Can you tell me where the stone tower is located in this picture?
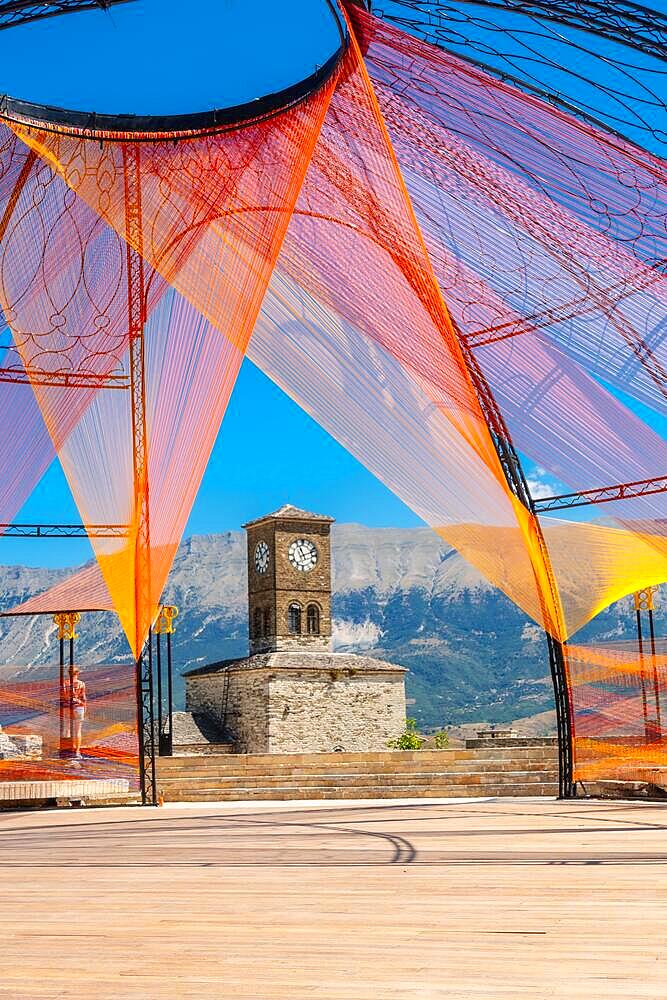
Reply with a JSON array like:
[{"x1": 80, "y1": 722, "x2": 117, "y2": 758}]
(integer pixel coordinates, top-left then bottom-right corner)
[
  {"x1": 243, "y1": 504, "x2": 333, "y2": 655},
  {"x1": 185, "y1": 504, "x2": 407, "y2": 754}
]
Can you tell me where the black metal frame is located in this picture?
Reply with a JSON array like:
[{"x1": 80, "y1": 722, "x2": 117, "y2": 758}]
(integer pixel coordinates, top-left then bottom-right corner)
[
  {"x1": 0, "y1": 0, "x2": 131, "y2": 32},
  {"x1": 372, "y1": 0, "x2": 667, "y2": 149},
  {"x1": 156, "y1": 624, "x2": 175, "y2": 756},
  {"x1": 0, "y1": 0, "x2": 344, "y2": 810},
  {"x1": 373, "y1": 0, "x2": 667, "y2": 61},
  {"x1": 457, "y1": 326, "x2": 574, "y2": 797},
  {"x1": 122, "y1": 142, "x2": 158, "y2": 806},
  {"x1": 135, "y1": 632, "x2": 156, "y2": 805},
  {"x1": 3, "y1": 0, "x2": 658, "y2": 806},
  {"x1": 0, "y1": 1, "x2": 348, "y2": 138},
  {"x1": 368, "y1": 0, "x2": 667, "y2": 800}
]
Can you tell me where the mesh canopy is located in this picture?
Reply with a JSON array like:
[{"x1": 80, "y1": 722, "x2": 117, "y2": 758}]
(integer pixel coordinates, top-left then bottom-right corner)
[
  {"x1": 2, "y1": 73, "x2": 337, "y2": 655},
  {"x1": 568, "y1": 640, "x2": 667, "y2": 785},
  {"x1": 0, "y1": 2, "x2": 664, "y2": 793},
  {"x1": 0, "y1": 663, "x2": 139, "y2": 787}
]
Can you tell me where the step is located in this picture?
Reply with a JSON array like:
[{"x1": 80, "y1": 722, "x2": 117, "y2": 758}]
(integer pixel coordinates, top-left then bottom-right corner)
[
  {"x1": 171, "y1": 743, "x2": 235, "y2": 756},
  {"x1": 466, "y1": 737, "x2": 558, "y2": 749},
  {"x1": 157, "y1": 748, "x2": 558, "y2": 770},
  {"x1": 157, "y1": 764, "x2": 557, "y2": 787},
  {"x1": 158, "y1": 770, "x2": 557, "y2": 793},
  {"x1": 161, "y1": 781, "x2": 559, "y2": 802},
  {"x1": 157, "y1": 751, "x2": 557, "y2": 776},
  {"x1": 156, "y1": 764, "x2": 558, "y2": 784}
]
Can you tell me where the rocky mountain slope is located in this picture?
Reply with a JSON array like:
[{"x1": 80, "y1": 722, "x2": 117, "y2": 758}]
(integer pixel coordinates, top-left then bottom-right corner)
[{"x1": 0, "y1": 525, "x2": 661, "y2": 730}]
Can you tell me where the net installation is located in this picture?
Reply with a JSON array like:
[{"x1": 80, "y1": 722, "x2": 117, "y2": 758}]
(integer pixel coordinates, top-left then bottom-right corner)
[{"x1": 0, "y1": 0, "x2": 664, "y2": 802}]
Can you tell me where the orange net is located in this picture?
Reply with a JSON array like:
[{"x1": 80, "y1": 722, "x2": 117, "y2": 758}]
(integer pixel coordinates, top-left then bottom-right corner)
[
  {"x1": 246, "y1": 16, "x2": 664, "y2": 641},
  {"x1": 1, "y1": 561, "x2": 113, "y2": 616},
  {"x1": 0, "y1": 663, "x2": 138, "y2": 788},
  {"x1": 0, "y1": 4, "x2": 664, "y2": 795},
  {"x1": 568, "y1": 640, "x2": 667, "y2": 786},
  {"x1": 1, "y1": 69, "x2": 337, "y2": 655},
  {"x1": 253, "y1": 30, "x2": 567, "y2": 639}
]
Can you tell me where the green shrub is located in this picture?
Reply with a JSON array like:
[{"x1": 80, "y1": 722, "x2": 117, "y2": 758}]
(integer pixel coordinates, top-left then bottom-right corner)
[
  {"x1": 388, "y1": 717, "x2": 423, "y2": 750},
  {"x1": 432, "y1": 730, "x2": 449, "y2": 749}
]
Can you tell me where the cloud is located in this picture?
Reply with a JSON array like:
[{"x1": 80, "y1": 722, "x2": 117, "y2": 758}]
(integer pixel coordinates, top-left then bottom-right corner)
[
  {"x1": 332, "y1": 618, "x2": 381, "y2": 651},
  {"x1": 525, "y1": 467, "x2": 556, "y2": 500}
]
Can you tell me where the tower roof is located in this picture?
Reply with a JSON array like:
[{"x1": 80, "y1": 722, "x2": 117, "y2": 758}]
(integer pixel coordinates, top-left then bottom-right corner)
[{"x1": 243, "y1": 504, "x2": 334, "y2": 529}]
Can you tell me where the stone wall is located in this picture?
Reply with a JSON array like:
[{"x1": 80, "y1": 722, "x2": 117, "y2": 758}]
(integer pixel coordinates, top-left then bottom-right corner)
[
  {"x1": 186, "y1": 667, "x2": 270, "y2": 754},
  {"x1": 186, "y1": 653, "x2": 407, "y2": 755},
  {"x1": 225, "y1": 669, "x2": 270, "y2": 753},
  {"x1": 267, "y1": 670, "x2": 406, "y2": 753},
  {"x1": 0, "y1": 726, "x2": 42, "y2": 761}
]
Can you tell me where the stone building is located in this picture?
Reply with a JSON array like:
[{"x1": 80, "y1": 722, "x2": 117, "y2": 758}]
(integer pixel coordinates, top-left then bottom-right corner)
[{"x1": 184, "y1": 505, "x2": 407, "y2": 753}]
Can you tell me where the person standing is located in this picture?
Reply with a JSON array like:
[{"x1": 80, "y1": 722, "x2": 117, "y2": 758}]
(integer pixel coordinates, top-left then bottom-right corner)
[{"x1": 62, "y1": 666, "x2": 87, "y2": 758}]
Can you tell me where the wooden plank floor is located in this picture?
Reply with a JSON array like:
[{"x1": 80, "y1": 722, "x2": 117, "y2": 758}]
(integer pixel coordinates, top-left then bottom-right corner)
[{"x1": 2, "y1": 796, "x2": 667, "y2": 999}]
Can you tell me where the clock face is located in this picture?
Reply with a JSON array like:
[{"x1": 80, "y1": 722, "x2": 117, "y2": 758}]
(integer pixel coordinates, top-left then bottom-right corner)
[
  {"x1": 288, "y1": 538, "x2": 318, "y2": 572},
  {"x1": 254, "y1": 540, "x2": 270, "y2": 574}
]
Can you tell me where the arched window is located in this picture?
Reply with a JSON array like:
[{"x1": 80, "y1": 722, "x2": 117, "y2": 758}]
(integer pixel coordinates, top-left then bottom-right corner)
[
  {"x1": 306, "y1": 604, "x2": 320, "y2": 636},
  {"x1": 263, "y1": 607, "x2": 272, "y2": 637},
  {"x1": 253, "y1": 607, "x2": 263, "y2": 638},
  {"x1": 287, "y1": 602, "x2": 302, "y2": 635}
]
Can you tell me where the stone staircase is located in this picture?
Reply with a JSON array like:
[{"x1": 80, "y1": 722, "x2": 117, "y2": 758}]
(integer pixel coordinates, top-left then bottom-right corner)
[{"x1": 156, "y1": 740, "x2": 559, "y2": 802}]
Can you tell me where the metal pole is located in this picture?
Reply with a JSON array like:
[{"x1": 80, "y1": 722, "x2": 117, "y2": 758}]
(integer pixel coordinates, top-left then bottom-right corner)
[
  {"x1": 135, "y1": 649, "x2": 146, "y2": 803},
  {"x1": 68, "y1": 634, "x2": 74, "y2": 755},
  {"x1": 156, "y1": 626, "x2": 163, "y2": 752},
  {"x1": 456, "y1": 323, "x2": 573, "y2": 796},
  {"x1": 636, "y1": 608, "x2": 650, "y2": 740},
  {"x1": 648, "y1": 607, "x2": 661, "y2": 733},
  {"x1": 58, "y1": 633, "x2": 65, "y2": 755},
  {"x1": 167, "y1": 629, "x2": 174, "y2": 756},
  {"x1": 123, "y1": 142, "x2": 156, "y2": 806},
  {"x1": 147, "y1": 626, "x2": 156, "y2": 797}
]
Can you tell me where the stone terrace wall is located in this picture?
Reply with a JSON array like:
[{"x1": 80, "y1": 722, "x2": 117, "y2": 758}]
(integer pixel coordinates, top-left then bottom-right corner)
[
  {"x1": 268, "y1": 670, "x2": 405, "y2": 753},
  {"x1": 186, "y1": 669, "x2": 270, "y2": 754},
  {"x1": 186, "y1": 661, "x2": 406, "y2": 754}
]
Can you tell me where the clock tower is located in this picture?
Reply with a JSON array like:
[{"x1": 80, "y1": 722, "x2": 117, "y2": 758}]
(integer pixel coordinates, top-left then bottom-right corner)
[{"x1": 243, "y1": 505, "x2": 334, "y2": 655}]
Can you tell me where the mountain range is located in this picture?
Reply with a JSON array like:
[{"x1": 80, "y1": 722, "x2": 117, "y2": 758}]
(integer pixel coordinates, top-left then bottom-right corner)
[{"x1": 0, "y1": 525, "x2": 661, "y2": 731}]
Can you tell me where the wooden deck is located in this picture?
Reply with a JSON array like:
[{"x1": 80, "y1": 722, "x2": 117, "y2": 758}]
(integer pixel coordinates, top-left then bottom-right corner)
[{"x1": 2, "y1": 796, "x2": 667, "y2": 998}]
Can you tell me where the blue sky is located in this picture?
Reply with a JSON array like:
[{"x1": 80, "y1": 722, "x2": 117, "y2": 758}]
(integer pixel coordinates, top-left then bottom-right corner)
[{"x1": 1, "y1": 0, "x2": 663, "y2": 568}]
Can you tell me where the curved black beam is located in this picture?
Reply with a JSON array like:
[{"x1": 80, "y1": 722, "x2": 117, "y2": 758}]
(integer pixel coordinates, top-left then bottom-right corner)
[
  {"x1": 465, "y1": 0, "x2": 667, "y2": 59},
  {"x1": 374, "y1": 0, "x2": 667, "y2": 174},
  {"x1": 456, "y1": 323, "x2": 574, "y2": 798},
  {"x1": 0, "y1": 0, "x2": 131, "y2": 32},
  {"x1": 374, "y1": 0, "x2": 667, "y2": 60},
  {"x1": 0, "y1": 0, "x2": 348, "y2": 137}
]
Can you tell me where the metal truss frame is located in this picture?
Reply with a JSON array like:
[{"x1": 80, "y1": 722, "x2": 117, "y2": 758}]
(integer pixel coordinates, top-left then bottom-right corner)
[
  {"x1": 0, "y1": 522, "x2": 128, "y2": 537},
  {"x1": 0, "y1": 1, "x2": 348, "y2": 138},
  {"x1": 0, "y1": 367, "x2": 129, "y2": 389},
  {"x1": 123, "y1": 142, "x2": 157, "y2": 807},
  {"x1": 535, "y1": 476, "x2": 667, "y2": 513}
]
